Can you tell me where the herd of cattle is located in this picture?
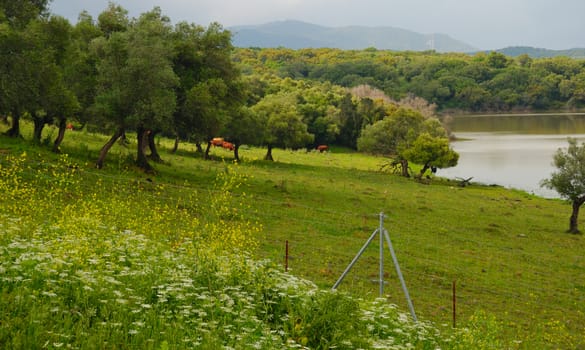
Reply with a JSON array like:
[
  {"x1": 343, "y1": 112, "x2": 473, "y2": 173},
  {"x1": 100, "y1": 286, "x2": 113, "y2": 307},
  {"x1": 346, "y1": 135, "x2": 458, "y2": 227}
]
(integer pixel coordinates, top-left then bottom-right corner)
[
  {"x1": 210, "y1": 137, "x2": 328, "y2": 153},
  {"x1": 63, "y1": 128, "x2": 328, "y2": 153}
]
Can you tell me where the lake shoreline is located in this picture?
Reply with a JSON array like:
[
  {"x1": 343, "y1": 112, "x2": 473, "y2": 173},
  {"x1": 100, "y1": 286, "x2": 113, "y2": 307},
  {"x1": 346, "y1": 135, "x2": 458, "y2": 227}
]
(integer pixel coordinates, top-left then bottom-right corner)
[{"x1": 439, "y1": 108, "x2": 585, "y2": 118}]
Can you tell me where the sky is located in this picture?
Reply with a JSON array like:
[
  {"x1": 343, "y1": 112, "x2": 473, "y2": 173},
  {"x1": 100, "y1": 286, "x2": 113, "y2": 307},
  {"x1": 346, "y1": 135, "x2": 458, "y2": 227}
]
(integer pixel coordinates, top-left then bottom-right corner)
[{"x1": 49, "y1": 0, "x2": 585, "y2": 50}]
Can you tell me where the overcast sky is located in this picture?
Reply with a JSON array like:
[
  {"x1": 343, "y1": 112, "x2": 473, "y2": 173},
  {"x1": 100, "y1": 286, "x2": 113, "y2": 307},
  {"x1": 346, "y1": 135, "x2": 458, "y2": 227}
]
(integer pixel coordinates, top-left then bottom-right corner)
[{"x1": 49, "y1": 0, "x2": 585, "y2": 50}]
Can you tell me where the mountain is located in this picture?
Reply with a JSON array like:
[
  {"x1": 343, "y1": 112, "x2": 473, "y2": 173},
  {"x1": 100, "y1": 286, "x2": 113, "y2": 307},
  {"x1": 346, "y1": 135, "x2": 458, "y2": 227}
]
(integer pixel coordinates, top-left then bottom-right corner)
[
  {"x1": 230, "y1": 20, "x2": 477, "y2": 53},
  {"x1": 494, "y1": 46, "x2": 585, "y2": 58}
]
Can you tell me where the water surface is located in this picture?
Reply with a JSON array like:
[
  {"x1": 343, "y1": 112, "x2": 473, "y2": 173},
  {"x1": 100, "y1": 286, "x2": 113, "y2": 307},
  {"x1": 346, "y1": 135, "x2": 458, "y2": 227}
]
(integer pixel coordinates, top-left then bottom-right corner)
[{"x1": 438, "y1": 113, "x2": 585, "y2": 198}]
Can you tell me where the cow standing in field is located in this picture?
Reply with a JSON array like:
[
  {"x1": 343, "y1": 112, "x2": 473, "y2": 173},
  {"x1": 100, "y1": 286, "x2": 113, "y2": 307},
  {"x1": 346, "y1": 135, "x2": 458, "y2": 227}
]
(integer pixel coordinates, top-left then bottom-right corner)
[
  {"x1": 221, "y1": 141, "x2": 235, "y2": 151},
  {"x1": 210, "y1": 137, "x2": 235, "y2": 152},
  {"x1": 211, "y1": 137, "x2": 224, "y2": 147},
  {"x1": 316, "y1": 145, "x2": 329, "y2": 153}
]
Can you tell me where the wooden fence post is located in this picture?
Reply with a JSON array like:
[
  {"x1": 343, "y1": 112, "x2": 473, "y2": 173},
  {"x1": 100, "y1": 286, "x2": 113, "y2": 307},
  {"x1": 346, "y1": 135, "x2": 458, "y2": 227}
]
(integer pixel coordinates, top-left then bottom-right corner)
[
  {"x1": 285, "y1": 240, "x2": 289, "y2": 272},
  {"x1": 453, "y1": 280, "x2": 457, "y2": 328}
]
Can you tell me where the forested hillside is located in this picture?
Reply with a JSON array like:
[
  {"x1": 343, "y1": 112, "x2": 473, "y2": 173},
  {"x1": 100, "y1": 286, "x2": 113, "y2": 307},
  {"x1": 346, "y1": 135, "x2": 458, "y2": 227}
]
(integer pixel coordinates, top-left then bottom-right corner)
[
  {"x1": 234, "y1": 47, "x2": 585, "y2": 112},
  {"x1": 495, "y1": 46, "x2": 585, "y2": 59}
]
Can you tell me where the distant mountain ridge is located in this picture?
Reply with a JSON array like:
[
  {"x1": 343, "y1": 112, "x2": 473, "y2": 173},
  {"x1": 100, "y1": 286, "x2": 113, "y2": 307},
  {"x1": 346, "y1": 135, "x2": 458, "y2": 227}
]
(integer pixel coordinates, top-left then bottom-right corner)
[{"x1": 230, "y1": 20, "x2": 478, "y2": 53}]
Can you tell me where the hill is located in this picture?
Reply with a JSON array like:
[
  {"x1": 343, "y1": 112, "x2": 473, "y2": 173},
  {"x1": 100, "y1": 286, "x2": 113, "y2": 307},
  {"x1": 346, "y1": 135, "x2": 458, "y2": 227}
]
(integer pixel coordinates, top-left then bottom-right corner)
[
  {"x1": 495, "y1": 46, "x2": 585, "y2": 58},
  {"x1": 230, "y1": 20, "x2": 478, "y2": 53}
]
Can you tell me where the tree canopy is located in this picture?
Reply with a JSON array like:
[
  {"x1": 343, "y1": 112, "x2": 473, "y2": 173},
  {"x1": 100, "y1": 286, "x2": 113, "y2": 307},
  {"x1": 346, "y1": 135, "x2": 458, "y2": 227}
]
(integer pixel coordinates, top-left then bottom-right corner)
[
  {"x1": 357, "y1": 107, "x2": 456, "y2": 177},
  {"x1": 234, "y1": 47, "x2": 585, "y2": 111},
  {"x1": 252, "y1": 92, "x2": 313, "y2": 161},
  {"x1": 541, "y1": 138, "x2": 585, "y2": 233}
]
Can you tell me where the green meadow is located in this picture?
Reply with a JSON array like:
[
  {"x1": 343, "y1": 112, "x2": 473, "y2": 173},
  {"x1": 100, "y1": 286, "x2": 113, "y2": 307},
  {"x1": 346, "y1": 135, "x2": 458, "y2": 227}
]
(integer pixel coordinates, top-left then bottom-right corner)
[{"x1": 1, "y1": 122, "x2": 584, "y2": 349}]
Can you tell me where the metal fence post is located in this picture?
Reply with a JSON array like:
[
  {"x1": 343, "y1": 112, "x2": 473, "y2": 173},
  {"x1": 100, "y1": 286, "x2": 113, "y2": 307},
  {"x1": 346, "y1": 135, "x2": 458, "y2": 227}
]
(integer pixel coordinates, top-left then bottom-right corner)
[
  {"x1": 332, "y1": 212, "x2": 417, "y2": 323},
  {"x1": 379, "y1": 212, "x2": 384, "y2": 297},
  {"x1": 383, "y1": 228, "x2": 417, "y2": 323}
]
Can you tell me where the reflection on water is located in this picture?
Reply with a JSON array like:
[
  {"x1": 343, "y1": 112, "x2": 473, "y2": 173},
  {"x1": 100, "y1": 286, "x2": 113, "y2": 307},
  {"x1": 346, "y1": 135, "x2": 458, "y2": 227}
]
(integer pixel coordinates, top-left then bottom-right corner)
[
  {"x1": 446, "y1": 113, "x2": 585, "y2": 135},
  {"x1": 439, "y1": 113, "x2": 585, "y2": 198}
]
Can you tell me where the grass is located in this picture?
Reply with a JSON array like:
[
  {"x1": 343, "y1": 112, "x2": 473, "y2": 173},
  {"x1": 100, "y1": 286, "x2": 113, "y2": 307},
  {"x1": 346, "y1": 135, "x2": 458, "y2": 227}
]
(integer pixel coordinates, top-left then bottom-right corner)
[{"x1": 1, "y1": 121, "x2": 585, "y2": 348}]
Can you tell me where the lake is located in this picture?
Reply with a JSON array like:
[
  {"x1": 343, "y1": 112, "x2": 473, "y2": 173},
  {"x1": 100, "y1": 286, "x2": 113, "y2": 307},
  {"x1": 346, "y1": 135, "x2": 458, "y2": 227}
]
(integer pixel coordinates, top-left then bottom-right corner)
[{"x1": 437, "y1": 113, "x2": 585, "y2": 198}]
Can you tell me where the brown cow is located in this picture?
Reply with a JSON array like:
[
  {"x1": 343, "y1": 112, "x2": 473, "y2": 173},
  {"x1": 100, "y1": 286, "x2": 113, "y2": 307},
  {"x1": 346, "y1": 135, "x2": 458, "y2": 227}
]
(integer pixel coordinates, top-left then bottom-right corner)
[
  {"x1": 316, "y1": 145, "x2": 329, "y2": 153},
  {"x1": 221, "y1": 141, "x2": 235, "y2": 151},
  {"x1": 211, "y1": 137, "x2": 224, "y2": 147}
]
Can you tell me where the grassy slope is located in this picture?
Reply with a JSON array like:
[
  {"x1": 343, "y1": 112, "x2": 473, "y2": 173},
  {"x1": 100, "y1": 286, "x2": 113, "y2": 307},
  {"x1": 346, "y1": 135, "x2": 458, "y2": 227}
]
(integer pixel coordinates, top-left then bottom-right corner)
[{"x1": 2, "y1": 122, "x2": 584, "y2": 348}]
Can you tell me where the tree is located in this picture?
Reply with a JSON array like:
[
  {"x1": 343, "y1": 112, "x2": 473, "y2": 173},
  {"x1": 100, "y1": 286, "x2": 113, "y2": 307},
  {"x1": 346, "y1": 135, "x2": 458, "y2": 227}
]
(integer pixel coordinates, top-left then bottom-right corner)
[
  {"x1": 224, "y1": 106, "x2": 264, "y2": 162},
  {"x1": 183, "y1": 79, "x2": 230, "y2": 159},
  {"x1": 127, "y1": 9, "x2": 177, "y2": 170},
  {"x1": 336, "y1": 93, "x2": 362, "y2": 149},
  {"x1": 97, "y1": 2, "x2": 129, "y2": 38},
  {"x1": 60, "y1": 11, "x2": 102, "y2": 136},
  {"x1": 23, "y1": 16, "x2": 80, "y2": 146},
  {"x1": 295, "y1": 83, "x2": 343, "y2": 148},
  {"x1": 0, "y1": 0, "x2": 50, "y2": 28},
  {"x1": 0, "y1": 31, "x2": 30, "y2": 138},
  {"x1": 402, "y1": 133, "x2": 458, "y2": 178},
  {"x1": 92, "y1": 7, "x2": 178, "y2": 171},
  {"x1": 541, "y1": 138, "x2": 585, "y2": 234},
  {"x1": 252, "y1": 93, "x2": 313, "y2": 161},
  {"x1": 92, "y1": 30, "x2": 131, "y2": 169},
  {"x1": 357, "y1": 107, "x2": 450, "y2": 177},
  {"x1": 170, "y1": 21, "x2": 244, "y2": 158}
]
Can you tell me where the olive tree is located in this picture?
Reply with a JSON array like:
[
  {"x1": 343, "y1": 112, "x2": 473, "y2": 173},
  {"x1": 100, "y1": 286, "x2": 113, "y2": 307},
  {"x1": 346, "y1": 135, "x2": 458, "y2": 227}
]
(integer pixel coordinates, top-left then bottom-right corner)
[
  {"x1": 93, "y1": 7, "x2": 177, "y2": 171},
  {"x1": 358, "y1": 107, "x2": 455, "y2": 177},
  {"x1": 358, "y1": 108, "x2": 420, "y2": 176},
  {"x1": 402, "y1": 132, "x2": 458, "y2": 178},
  {"x1": 541, "y1": 138, "x2": 585, "y2": 233},
  {"x1": 170, "y1": 22, "x2": 244, "y2": 157},
  {"x1": 223, "y1": 106, "x2": 264, "y2": 162},
  {"x1": 252, "y1": 93, "x2": 313, "y2": 161}
]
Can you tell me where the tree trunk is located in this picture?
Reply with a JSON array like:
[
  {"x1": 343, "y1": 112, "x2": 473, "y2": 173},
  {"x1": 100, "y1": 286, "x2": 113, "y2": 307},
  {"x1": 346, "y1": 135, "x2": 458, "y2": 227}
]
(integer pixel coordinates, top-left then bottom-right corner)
[
  {"x1": 419, "y1": 163, "x2": 430, "y2": 178},
  {"x1": 195, "y1": 142, "x2": 203, "y2": 154},
  {"x1": 6, "y1": 114, "x2": 21, "y2": 138},
  {"x1": 32, "y1": 115, "x2": 45, "y2": 144},
  {"x1": 52, "y1": 118, "x2": 67, "y2": 153},
  {"x1": 264, "y1": 145, "x2": 274, "y2": 161},
  {"x1": 119, "y1": 131, "x2": 129, "y2": 145},
  {"x1": 171, "y1": 135, "x2": 179, "y2": 154},
  {"x1": 140, "y1": 129, "x2": 149, "y2": 153},
  {"x1": 401, "y1": 159, "x2": 410, "y2": 177},
  {"x1": 147, "y1": 130, "x2": 163, "y2": 163},
  {"x1": 96, "y1": 127, "x2": 124, "y2": 169},
  {"x1": 569, "y1": 197, "x2": 585, "y2": 234},
  {"x1": 234, "y1": 143, "x2": 241, "y2": 163},
  {"x1": 204, "y1": 141, "x2": 212, "y2": 160},
  {"x1": 136, "y1": 127, "x2": 154, "y2": 173}
]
